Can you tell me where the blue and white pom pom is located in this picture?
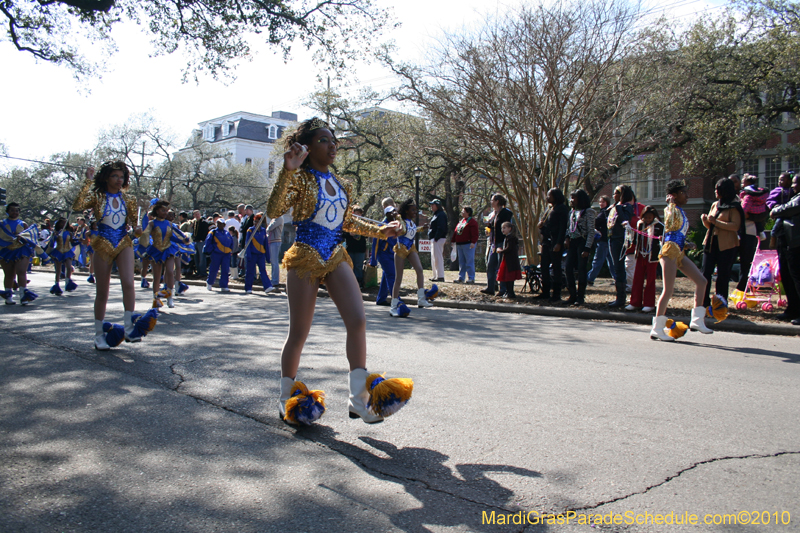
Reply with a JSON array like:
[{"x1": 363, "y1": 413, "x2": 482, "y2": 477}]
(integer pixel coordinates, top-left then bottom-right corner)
[
  {"x1": 102, "y1": 322, "x2": 126, "y2": 347},
  {"x1": 50, "y1": 283, "x2": 63, "y2": 295},
  {"x1": 128, "y1": 308, "x2": 158, "y2": 340},
  {"x1": 283, "y1": 382, "x2": 326, "y2": 425},
  {"x1": 366, "y1": 373, "x2": 414, "y2": 417},
  {"x1": 425, "y1": 284, "x2": 439, "y2": 301},
  {"x1": 64, "y1": 279, "x2": 78, "y2": 292}
]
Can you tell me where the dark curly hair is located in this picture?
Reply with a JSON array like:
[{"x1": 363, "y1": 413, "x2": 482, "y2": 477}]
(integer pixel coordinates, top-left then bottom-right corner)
[
  {"x1": 666, "y1": 180, "x2": 687, "y2": 195},
  {"x1": 569, "y1": 189, "x2": 591, "y2": 210},
  {"x1": 93, "y1": 161, "x2": 130, "y2": 193},
  {"x1": 150, "y1": 200, "x2": 170, "y2": 219},
  {"x1": 398, "y1": 198, "x2": 417, "y2": 220},
  {"x1": 282, "y1": 117, "x2": 338, "y2": 168}
]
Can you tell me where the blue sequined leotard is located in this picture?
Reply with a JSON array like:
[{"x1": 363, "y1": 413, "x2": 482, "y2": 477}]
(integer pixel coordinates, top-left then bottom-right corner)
[{"x1": 294, "y1": 168, "x2": 349, "y2": 261}]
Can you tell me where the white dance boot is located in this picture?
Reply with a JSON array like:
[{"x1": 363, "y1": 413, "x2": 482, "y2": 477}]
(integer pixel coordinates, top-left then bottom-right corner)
[
  {"x1": 389, "y1": 297, "x2": 403, "y2": 317},
  {"x1": 650, "y1": 315, "x2": 674, "y2": 342},
  {"x1": 689, "y1": 306, "x2": 713, "y2": 334},
  {"x1": 94, "y1": 320, "x2": 110, "y2": 351},
  {"x1": 417, "y1": 288, "x2": 433, "y2": 308},
  {"x1": 278, "y1": 376, "x2": 295, "y2": 421},
  {"x1": 348, "y1": 368, "x2": 384, "y2": 424},
  {"x1": 167, "y1": 288, "x2": 174, "y2": 308}
]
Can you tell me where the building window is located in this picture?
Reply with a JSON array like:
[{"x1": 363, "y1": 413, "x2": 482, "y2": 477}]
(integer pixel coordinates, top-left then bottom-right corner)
[
  {"x1": 245, "y1": 158, "x2": 252, "y2": 166},
  {"x1": 267, "y1": 125, "x2": 277, "y2": 140},
  {"x1": 203, "y1": 124, "x2": 215, "y2": 142},
  {"x1": 222, "y1": 121, "x2": 232, "y2": 137},
  {"x1": 741, "y1": 158, "x2": 759, "y2": 177},
  {"x1": 268, "y1": 161, "x2": 275, "y2": 180},
  {"x1": 790, "y1": 155, "x2": 800, "y2": 175},
  {"x1": 765, "y1": 156, "x2": 783, "y2": 190}
]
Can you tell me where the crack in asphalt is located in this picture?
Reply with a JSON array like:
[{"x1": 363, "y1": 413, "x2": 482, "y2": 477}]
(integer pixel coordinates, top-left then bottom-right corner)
[
  {"x1": 569, "y1": 450, "x2": 800, "y2": 515},
  {"x1": 169, "y1": 363, "x2": 186, "y2": 390}
]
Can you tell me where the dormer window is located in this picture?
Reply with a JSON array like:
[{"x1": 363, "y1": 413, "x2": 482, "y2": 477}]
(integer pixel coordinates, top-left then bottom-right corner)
[
  {"x1": 267, "y1": 125, "x2": 277, "y2": 140},
  {"x1": 203, "y1": 124, "x2": 216, "y2": 141},
  {"x1": 222, "y1": 121, "x2": 233, "y2": 137}
]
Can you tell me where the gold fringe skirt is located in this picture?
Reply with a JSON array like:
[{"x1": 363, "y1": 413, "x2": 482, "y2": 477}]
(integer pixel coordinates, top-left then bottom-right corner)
[
  {"x1": 393, "y1": 243, "x2": 417, "y2": 259},
  {"x1": 91, "y1": 234, "x2": 133, "y2": 263},
  {"x1": 282, "y1": 242, "x2": 353, "y2": 282},
  {"x1": 659, "y1": 242, "x2": 684, "y2": 268}
]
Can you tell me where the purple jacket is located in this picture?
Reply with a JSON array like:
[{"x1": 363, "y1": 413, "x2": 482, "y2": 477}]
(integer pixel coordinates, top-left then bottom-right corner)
[{"x1": 766, "y1": 186, "x2": 793, "y2": 211}]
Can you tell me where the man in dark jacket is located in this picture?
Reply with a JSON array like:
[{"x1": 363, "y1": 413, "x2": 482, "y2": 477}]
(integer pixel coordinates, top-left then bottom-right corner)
[
  {"x1": 192, "y1": 210, "x2": 210, "y2": 278},
  {"x1": 427, "y1": 199, "x2": 448, "y2": 281},
  {"x1": 771, "y1": 174, "x2": 800, "y2": 324},
  {"x1": 238, "y1": 205, "x2": 255, "y2": 278},
  {"x1": 481, "y1": 194, "x2": 514, "y2": 295}
]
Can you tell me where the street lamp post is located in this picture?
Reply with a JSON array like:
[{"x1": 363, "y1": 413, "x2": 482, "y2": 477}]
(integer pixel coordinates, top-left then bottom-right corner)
[{"x1": 413, "y1": 167, "x2": 422, "y2": 247}]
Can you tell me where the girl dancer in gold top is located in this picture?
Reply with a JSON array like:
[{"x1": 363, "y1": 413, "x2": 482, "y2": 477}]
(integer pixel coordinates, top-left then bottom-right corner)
[{"x1": 267, "y1": 117, "x2": 412, "y2": 425}]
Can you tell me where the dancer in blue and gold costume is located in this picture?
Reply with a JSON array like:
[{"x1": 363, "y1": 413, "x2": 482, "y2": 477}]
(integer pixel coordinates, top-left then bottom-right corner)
[
  {"x1": 266, "y1": 117, "x2": 413, "y2": 426},
  {"x1": 167, "y1": 209, "x2": 192, "y2": 297},
  {"x1": 651, "y1": 180, "x2": 714, "y2": 341},
  {"x1": 243, "y1": 213, "x2": 275, "y2": 294},
  {"x1": 388, "y1": 199, "x2": 437, "y2": 317},
  {"x1": 74, "y1": 162, "x2": 157, "y2": 351},
  {"x1": 47, "y1": 218, "x2": 78, "y2": 295},
  {"x1": 140, "y1": 200, "x2": 189, "y2": 309},
  {"x1": 0, "y1": 202, "x2": 39, "y2": 305}
]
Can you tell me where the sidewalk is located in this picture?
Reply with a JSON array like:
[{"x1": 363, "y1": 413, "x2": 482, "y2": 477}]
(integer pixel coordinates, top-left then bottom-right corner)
[{"x1": 36, "y1": 267, "x2": 800, "y2": 337}]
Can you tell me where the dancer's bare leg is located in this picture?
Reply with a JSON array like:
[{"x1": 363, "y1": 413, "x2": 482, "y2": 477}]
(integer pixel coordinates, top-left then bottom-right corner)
[
  {"x1": 407, "y1": 251, "x2": 425, "y2": 289},
  {"x1": 656, "y1": 258, "x2": 676, "y2": 317},
  {"x1": 326, "y1": 262, "x2": 367, "y2": 371},
  {"x1": 391, "y1": 254, "x2": 406, "y2": 299},
  {"x1": 679, "y1": 257, "x2": 707, "y2": 308},
  {"x1": 115, "y1": 247, "x2": 136, "y2": 311},
  {"x1": 281, "y1": 269, "x2": 319, "y2": 378},
  {"x1": 94, "y1": 256, "x2": 112, "y2": 321}
]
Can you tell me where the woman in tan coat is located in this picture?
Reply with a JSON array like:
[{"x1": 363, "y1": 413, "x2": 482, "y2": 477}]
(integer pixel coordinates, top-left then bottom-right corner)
[{"x1": 701, "y1": 177, "x2": 744, "y2": 308}]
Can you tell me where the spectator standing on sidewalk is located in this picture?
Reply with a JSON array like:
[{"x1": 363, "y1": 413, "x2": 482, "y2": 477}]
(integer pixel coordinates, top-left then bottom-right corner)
[
  {"x1": 266, "y1": 213, "x2": 284, "y2": 286},
  {"x1": 452, "y1": 206, "x2": 479, "y2": 284},
  {"x1": 538, "y1": 188, "x2": 569, "y2": 302},
  {"x1": 427, "y1": 199, "x2": 448, "y2": 282},
  {"x1": 192, "y1": 210, "x2": 210, "y2": 278},
  {"x1": 770, "y1": 174, "x2": 800, "y2": 324},
  {"x1": 564, "y1": 189, "x2": 596, "y2": 306},
  {"x1": 701, "y1": 177, "x2": 743, "y2": 307},
  {"x1": 481, "y1": 194, "x2": 513, "y2": 296},
  {"x1": 587, "y1": 195, "x2": 614, "y2": 286},
  {"x1": 608, "y1": 185, "x2": 635, "y2": 308}
]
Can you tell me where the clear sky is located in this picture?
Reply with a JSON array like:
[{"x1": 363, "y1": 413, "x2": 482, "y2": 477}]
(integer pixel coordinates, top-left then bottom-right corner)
[{"x1": 0, "y1": 0, "x2": 726, "y2": 169}]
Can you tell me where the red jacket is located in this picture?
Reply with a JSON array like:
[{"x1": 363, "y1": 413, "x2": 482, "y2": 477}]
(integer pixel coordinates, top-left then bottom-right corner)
[{"x1": 452, "y1": 217, "x2": 479, "y2": 244}]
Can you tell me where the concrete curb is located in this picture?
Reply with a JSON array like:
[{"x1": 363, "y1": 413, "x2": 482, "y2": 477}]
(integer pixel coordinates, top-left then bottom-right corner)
[{"x1": 36, "y1": 269, "x2": 799, "y2": 337}]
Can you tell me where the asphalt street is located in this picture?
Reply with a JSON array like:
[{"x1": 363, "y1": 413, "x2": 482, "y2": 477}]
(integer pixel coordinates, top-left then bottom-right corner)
[{"x1": 1, "y1": 271, "x2": 799, "y2": 533}]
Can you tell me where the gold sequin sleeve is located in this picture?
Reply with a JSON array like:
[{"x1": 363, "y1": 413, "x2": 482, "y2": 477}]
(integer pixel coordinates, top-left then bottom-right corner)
[
  {"x1": 340, "y1": 179, "x2": 383, "y2": 239},
  {"x1": 663, "y1": 203, "x2": 683, "y2": 232},
  {"x1": 139, "y1": 221, "x2": 153, "y2": 243},
  {"x1": 123, "y1": 192, "x2": 138, "y2": 227},
  {"x1": 267, "y1": 167, "x2": 316, "y2": 221},
  {"x1": 72, "y1": 178, "x2": 98, "y2": 213}
]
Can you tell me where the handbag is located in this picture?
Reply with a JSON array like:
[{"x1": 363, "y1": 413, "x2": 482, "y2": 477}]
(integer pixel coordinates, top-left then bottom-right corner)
[{"x1": 364, "y1": 263, "x2": 379, "y2": 289}]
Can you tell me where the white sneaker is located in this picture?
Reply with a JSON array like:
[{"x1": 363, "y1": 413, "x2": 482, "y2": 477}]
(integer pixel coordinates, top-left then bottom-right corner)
[
  {"x1": 245, "y1": 289, "x2": 252, "y2": 294},
  {"x1": 206, "y1": 284, "x2": 213, "y2": 291},
  {"x1": 221, "y1": 287, "x2": 230, "y2": 293},
  {"x1": 264, "y1": 286, "x2": 275, "y2": 293},
  {"x1": 625, "y1": 304, "x2": 637, "y2": 311},
  {"x1": 642, "y1": 306, "x2": 655, "y2": 313},
  {"x1": 94, "y1": 333, "x2": 110, "y2": 351}
]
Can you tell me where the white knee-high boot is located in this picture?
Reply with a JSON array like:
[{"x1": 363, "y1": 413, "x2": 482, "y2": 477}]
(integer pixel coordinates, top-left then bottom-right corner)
[
  {"x1": 348, "y1": 368, "x2": 384, "y2": 424},
  {"x1": 95, "y1": 320, "x2": 110, "y2": 351},
  {"x1": 417, "y1": 288, "x2": 433, "y2": 308},
  {"x1": 650, "y1": 315, "x2": 674, "y2": 342},
  {"x1": 690, "y1": 306, "x2": 713, "y2": 334}
]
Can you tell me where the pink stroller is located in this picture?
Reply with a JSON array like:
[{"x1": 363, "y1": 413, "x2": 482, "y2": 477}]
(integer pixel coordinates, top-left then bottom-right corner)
[{"x1": 732, "y1": 241, "x2": 787, "y2": 312}]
